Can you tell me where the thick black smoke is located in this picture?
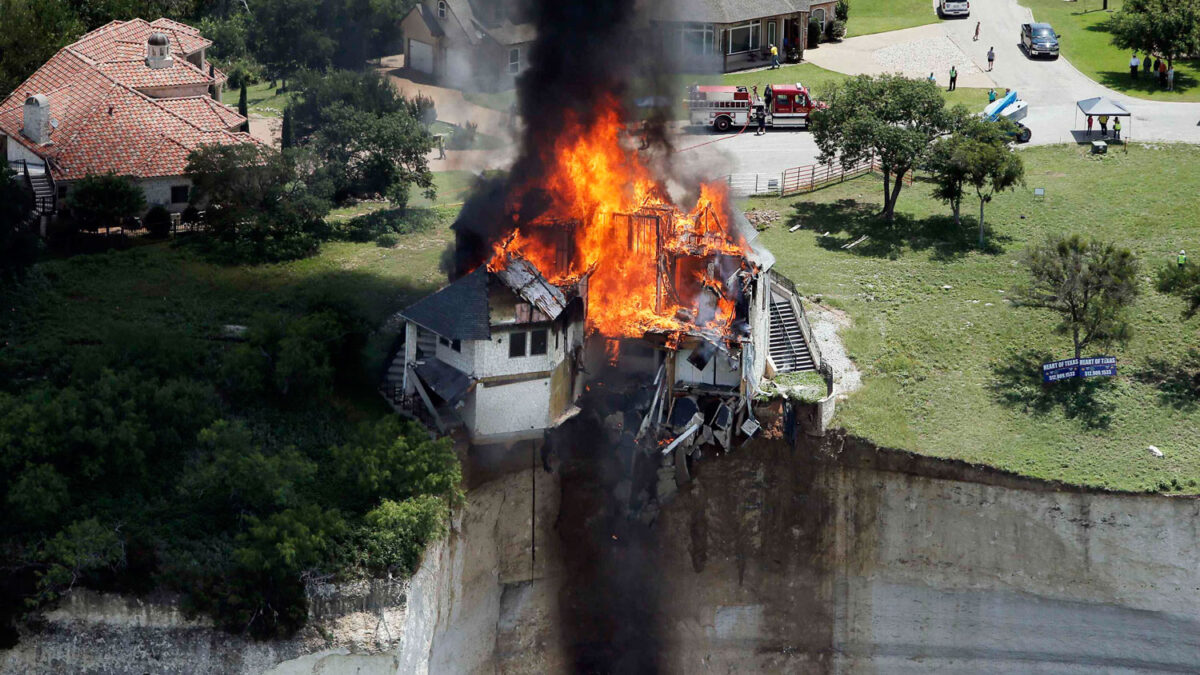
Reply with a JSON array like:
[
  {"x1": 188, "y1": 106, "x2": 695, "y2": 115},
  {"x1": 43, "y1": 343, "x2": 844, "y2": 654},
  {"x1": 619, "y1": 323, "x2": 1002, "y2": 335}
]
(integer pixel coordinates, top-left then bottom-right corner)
[{"x1": 448, "y1": 0, "x2": 654, "y2": 278}]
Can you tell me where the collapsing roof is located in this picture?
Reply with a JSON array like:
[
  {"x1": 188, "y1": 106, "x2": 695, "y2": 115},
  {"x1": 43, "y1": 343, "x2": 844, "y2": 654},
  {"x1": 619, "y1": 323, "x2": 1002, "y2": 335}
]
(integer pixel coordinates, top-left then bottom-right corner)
[
  {"x1": 490, "y1": 252, "x2": 571, "y2": 320},
  {"x1": 414, "y1": 357, "x2": 473, "y2": 405}
]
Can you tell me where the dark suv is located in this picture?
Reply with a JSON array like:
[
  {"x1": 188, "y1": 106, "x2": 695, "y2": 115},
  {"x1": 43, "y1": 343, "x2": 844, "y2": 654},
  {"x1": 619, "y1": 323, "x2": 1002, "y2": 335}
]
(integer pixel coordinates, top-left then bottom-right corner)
[{"x1": 1021, "y1": 23, "x2": 1059, "y2": 58}]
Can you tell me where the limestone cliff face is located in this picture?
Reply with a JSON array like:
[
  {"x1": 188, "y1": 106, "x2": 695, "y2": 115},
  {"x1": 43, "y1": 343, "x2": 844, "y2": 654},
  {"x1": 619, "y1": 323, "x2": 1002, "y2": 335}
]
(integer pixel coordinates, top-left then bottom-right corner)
[{"x1": 5, "y1": 434, "x2": 1200, "y2": 674}]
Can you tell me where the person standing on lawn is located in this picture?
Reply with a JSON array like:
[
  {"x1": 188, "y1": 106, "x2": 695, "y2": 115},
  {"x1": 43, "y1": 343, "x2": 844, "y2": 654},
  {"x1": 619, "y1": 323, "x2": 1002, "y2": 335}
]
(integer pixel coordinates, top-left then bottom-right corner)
[
  {"x1": 1086, "y1": 114, "x2": 1094, "y2": 136},
  {"x1": 988, "y1": 88, "x2": 997, "y2": 102},
  {"x1": 1180, "y1": 250, "x2": 1188, "y2": 268},
  {"x1": 1130, "y1": 53, "x2": 1140, "y2": 80},
  {"x1": 1168, "y1": 65, "x2": 1175, "y2": 91},
  {"x1": 1098, "y1": 114, "x2": 1109, "y2": 136},
  {"x1": 1113, "y1": 117, "x2": 1121, "y2": 140},
  {"x1": 987, "y1": 47, "x2": 995, "y2": 71},
  {"x1": 949, "y1": 66, "x2": 958, "y2": 91},
  {"x1": 1144, "y1": 52, "x2": 1154, "y2": 75}
]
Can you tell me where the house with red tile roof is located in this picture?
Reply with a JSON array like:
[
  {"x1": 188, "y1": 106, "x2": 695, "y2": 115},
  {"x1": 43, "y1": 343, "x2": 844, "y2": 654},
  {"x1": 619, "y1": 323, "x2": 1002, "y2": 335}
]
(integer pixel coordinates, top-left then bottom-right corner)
[{"x1": 0, "y1": 18, "x2": 259, "y2": 217}]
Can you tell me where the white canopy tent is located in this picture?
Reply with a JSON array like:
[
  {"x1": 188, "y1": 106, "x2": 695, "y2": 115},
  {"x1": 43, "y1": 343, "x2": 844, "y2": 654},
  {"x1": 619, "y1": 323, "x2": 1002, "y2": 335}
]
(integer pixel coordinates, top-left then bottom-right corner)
[{"x1": 1076, "y1": 97, "x2": 1132, "y2": 150}]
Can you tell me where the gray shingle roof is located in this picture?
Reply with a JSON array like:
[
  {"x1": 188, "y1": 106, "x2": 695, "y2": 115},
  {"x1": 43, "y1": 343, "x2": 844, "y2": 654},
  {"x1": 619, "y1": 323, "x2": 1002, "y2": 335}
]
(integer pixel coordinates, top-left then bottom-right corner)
[
  {"x1": 648, "y1": 0, "x2": 809, "y2": 24},
  {"x1": 400, "y1": 267, "x2": 492, "y2": 340}
]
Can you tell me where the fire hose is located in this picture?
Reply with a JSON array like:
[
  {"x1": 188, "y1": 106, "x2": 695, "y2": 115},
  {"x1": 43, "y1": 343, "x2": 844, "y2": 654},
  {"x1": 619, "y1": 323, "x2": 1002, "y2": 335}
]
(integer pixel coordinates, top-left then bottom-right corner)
[{"x1": 673, "y1": 116, "x2": 752, "y2": 154}]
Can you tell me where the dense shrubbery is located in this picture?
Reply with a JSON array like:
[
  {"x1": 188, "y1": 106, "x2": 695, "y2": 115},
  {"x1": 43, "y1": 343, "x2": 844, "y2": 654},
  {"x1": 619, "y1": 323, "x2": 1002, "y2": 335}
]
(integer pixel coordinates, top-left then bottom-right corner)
[
  {"x1": 64, "y1": 173, "x2": 146, "y2": 233},
  {"x1": 144, "y1": 205, "x2": 172, "y2": 237},
  {"x1": 0, "y1": 297, "x2": 461, "y2": 639},
  {"x1": 0, "y1": 157, "x2": 38, "y2": 283}
]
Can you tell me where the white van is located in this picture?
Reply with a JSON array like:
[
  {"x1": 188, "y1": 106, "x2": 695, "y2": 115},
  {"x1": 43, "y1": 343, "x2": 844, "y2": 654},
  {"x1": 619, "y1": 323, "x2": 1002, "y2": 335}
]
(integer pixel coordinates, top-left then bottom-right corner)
[{"x1": 938, "y1": 0, "x2": 970, "y2": 17}]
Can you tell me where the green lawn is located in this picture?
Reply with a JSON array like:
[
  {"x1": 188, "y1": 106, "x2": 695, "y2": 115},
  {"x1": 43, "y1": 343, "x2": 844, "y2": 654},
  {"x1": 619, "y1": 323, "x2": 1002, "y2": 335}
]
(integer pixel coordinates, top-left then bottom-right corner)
[
  {"x1": 410, "y1": 170, "x2": 503, "y2": 207},
  {"x1": 845, "y1": 0, "x2": 937, "y2": 37},
  {"x1": 221, "y1": 81, "x2": 294, "y2": 118},
  {"x1": 429, "y1": 120, "x2": 509, "y2": 151},
  {"x1": 747, "y1": 143, "x2": 1200, "y2": 492},
  {"x1": 463, "y1": 89, "x2": 517, "y2": 112},
  {"x1": 1019, "y1": 0, "x2": 1200, "y2": 101}
]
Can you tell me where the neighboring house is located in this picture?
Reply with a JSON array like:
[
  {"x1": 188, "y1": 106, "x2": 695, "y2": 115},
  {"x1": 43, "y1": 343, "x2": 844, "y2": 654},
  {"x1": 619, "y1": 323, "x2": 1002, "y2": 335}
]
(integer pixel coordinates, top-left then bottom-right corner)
[
  {"x1": 0, "y1": 18, "x2": 256, "y2": 218},
  {"x1": 399, "y1": 0, "x2": 535, "y2": 91},
  {"x1": 646, "y1": 0, "x2": 838, "y2": 72}
]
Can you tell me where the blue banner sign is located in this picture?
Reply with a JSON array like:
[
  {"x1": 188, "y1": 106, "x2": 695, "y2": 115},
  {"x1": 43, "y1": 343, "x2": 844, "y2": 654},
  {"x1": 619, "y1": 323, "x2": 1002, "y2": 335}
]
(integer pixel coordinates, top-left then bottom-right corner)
[
  {"x1": 1042, "y1": 358, "x2": 1078, "y2": 383},
  {"x1": 1042, "y1": 356, "x2": 1117, "y2": 382},
  {"x1": 1078, "y1": 356, "x2": 1117, "y2": 378}
]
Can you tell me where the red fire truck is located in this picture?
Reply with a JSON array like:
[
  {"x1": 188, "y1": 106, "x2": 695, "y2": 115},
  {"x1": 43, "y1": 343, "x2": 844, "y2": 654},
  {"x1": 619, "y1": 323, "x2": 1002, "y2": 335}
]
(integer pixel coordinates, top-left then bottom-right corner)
[{"x1": 687, "y1": 83, "x2": 826, "y2": 133}]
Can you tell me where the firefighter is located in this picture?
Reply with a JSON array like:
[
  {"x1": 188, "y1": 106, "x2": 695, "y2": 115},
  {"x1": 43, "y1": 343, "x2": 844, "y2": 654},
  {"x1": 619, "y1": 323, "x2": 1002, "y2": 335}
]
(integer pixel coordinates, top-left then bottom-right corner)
[
  {"x1": 1180, "y1": 249, "x2": 1188, "y2": 268},
  {"x1": 755, "y1": 105, "x2": 767, "y2": 136}
]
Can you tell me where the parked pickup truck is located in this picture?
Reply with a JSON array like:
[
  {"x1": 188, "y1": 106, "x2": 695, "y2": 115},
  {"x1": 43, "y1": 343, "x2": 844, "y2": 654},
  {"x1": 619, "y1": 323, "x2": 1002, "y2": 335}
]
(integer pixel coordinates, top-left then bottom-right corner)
[
  {"x1": 1021, "y1": 23, "x2": 1060, "y2": 58},
  {"x1": 938, "y1": 0, "x2": 970, "y2": 17}
]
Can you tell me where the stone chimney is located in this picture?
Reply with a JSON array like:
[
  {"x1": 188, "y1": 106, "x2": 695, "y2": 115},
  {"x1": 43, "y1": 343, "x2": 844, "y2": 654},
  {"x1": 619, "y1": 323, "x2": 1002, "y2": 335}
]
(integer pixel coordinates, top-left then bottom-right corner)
[
  {"x1": 146, "y1": 32, "x2": 173, "y2": 69},
  {"x1": 22, "y1": 94, "x2": 50, "y2": 145}
]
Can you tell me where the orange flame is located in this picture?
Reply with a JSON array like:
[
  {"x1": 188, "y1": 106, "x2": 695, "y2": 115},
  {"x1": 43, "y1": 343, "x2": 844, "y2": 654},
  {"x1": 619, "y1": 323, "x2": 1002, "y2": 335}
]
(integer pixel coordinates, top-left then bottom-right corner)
[{"x1": 488, "y1": 96, "x2": 748, "y2": 342}]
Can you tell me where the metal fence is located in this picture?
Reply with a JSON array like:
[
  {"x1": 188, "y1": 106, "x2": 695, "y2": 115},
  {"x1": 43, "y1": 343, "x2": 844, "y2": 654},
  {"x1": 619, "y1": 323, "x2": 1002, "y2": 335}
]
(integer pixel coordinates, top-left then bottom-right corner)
[{"x1": 724, "y1": 157, "x2": 914, "y2": 198}]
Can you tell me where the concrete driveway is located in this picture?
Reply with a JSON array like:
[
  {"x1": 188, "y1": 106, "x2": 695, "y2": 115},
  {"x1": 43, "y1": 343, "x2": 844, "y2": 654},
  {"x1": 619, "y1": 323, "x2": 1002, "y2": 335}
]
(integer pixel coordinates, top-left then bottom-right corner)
[{"x1": 680, "y1": 0, "x2": 1200, "y2": 181}]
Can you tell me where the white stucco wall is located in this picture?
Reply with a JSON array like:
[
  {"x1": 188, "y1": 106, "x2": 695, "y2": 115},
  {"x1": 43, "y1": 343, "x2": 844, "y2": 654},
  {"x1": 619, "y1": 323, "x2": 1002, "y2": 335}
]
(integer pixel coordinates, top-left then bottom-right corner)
[
  {"x1": 434, "y1": 337, "x2": 475, "y2": 374},
  {"x1": 139, "y1": 175, "x2": 192, "y2": 212},
  {"x1": 4, "y1": 137, "x2": 44, "y2": 166},
  {"x1": 138, "y1": 83, "x2": 212, "y2": 99},
  {"x1": 474, "y1": 325, "x2": 563, "y2": 379},
  {"x1": 468, "y1": 377, "x2": 552, "y2": 438}
]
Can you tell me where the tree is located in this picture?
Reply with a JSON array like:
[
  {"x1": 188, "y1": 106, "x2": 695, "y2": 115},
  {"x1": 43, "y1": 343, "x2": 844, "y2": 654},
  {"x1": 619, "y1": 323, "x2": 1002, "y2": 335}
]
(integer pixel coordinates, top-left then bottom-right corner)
[
  {"x1": 0, "y1": 0, "x2": 84, "y2": 95},
  {"x1": 836, "y1": 0, "x2": 850, "y2": 21},
  {"x1": 1108, "y1": 0, "x2": 1200, "y2": 70},
  {"x1": 144, "y1": 204, "x2": 172, "y2": 238},
  {"x1": 310, "y1": 104, "x2": 435, "y2": 204},
  {"x1": 185, "y1": 144, "x2": 332, "y2": 262},
  {"x1": 0, "y1": 157, "x2": 39, "y2": 282},
  {"x1": 1157, "y1": 261, "x2": 1200, "y2": 317},
  {"x1": 280, "y1": 106, "x2": 294, "y2": 148},
  {"x1": 237, "y1": 80, "x2": 249, "y2": 133},
  {"x1": 250, "y1": 0, "x2": 336, "y2": 82},
  {"x1": 288, "y1": 69, "x2": 409, "y2": 140},
  {"x1": 64, "y1": 173, "x2": 146, "y2": 232},
  {"x1": 1016, "y1": 235, "x2": 1140, "y2": 359},
  {"x1": 810, "y1": 74, "x2": 962, "y2": 222}
]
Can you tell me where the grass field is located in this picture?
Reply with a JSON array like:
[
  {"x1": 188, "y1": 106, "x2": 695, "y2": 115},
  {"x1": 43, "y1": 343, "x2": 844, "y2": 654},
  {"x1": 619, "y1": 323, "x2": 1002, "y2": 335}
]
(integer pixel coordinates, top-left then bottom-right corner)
[
  {"x1": 1019, "y1": 0, "x2": 1200, "y2": 101},
  {"x1": 220, "y1": 81, "x2": 294, "y2": 118},
  {"x1": 845, "y1": 0, "x2": 937, "y2": 38},
  {"x1": 463, "y1": 89, "x2": 518, "y2": 112},
  {"x1": 11, "y1": 209, "x2": 455, "y2": 392},
  {"x1": 746, "y1": 143, "x2": 1200, "y2": 492}
]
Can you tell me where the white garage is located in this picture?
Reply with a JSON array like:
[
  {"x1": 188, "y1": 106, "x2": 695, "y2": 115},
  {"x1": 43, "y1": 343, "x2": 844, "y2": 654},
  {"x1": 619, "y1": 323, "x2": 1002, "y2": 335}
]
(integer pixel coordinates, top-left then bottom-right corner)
[{"x1": 408, "y1": 39, "x2": 434, "y2": 74}]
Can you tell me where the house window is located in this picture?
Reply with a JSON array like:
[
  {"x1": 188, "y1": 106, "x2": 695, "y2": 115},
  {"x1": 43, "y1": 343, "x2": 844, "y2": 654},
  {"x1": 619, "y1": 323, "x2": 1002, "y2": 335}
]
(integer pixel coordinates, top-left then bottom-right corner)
[
  {"x1": 439, "y1": 336, "x2": 449, "y2": 347},
  {"x1": 508, "y1": 48, "x2": 520, "y2": 74},
  {"x1": 530, "y1": 328, "x2": 548, "y2": 355},
  {"x1": 170, "y1": 185, "x2": 189, "y2": 204},
  {"x1": 812, "y1": 8, "x2": 826, "y2": 31},
  {"x1": 727, "y1": 20, "x2": 760, "y2": 54},
  {"x1": 451, "y1": 339, "x2": 461, "y2": 352},
  {"x1": 437, "y1": 0, "x2": 446, "y2": 19},
  {"x1": 767, "y1": 21, "x2": 777, "y2": 48},
  {"x1": 671, "y1": 22, "x2": 716, "y2": 57},
  {"x1": 508, "y1": 331, "x2": 527, "y2": 358}
]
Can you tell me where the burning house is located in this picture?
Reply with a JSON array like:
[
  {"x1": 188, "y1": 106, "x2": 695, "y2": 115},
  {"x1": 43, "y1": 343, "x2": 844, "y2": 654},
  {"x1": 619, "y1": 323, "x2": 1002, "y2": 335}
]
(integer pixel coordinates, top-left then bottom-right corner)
[{"x1": 383, "y1": 102, "x2": 822, "y2": 450}]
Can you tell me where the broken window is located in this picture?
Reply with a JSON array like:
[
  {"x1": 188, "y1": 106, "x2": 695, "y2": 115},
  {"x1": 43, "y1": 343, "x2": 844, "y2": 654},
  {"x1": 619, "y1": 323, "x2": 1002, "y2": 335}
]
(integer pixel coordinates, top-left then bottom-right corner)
[
  {"x1": 509, "y1": 331, "x2": 527, "y2": 358},
  {"x1": 530, "y1": 328, "x2": 548, "y2": 355}
]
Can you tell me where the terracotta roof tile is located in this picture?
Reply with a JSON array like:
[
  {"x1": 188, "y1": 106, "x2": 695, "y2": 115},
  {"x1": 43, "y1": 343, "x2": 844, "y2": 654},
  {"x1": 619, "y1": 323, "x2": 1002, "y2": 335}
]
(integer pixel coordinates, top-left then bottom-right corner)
[{"x1": 0, "y1": 18, "x2": 255, "y2": 182}]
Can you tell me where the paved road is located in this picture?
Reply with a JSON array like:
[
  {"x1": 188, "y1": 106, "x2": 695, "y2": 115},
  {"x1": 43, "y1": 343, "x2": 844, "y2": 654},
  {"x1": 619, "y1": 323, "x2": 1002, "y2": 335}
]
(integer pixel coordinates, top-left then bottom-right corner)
[{"x1": 679, "y1": 0, "x2": 1200, "y2": 182}]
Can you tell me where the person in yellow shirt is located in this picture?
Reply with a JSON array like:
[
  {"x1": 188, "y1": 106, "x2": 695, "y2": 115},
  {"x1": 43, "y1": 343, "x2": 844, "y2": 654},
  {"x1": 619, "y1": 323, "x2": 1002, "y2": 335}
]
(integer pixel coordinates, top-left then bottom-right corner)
[{"x1": 770, "y1": 44, "x2": 779, "y2": 69}]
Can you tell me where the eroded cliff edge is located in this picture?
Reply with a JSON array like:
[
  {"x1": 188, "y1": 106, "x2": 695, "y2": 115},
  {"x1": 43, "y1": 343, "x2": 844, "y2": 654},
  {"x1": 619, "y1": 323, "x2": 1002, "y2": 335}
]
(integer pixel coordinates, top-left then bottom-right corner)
[{"x1": 5, "y1": 433, "x2": 1199, "y2": 674}]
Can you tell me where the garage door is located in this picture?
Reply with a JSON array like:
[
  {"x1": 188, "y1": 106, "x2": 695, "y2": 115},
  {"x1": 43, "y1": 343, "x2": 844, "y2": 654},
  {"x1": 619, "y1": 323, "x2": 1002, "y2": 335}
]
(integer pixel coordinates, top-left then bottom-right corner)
[{"x1": 409, "y1": 39, "x2": 433, "y2": 74}]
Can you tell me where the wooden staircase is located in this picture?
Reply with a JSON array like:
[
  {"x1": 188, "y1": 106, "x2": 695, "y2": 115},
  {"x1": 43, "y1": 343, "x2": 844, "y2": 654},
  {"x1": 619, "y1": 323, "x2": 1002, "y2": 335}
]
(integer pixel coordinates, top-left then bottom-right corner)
[{"x1": 769, "y1": 292, "x2": 816, "y2": 373}]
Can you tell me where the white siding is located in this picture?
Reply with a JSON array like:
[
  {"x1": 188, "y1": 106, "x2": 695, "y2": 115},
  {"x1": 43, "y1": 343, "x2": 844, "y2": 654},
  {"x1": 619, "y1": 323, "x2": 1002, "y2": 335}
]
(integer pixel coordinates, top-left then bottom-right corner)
[
  {"x1": 749, "y1": 274, "x2": 771, "y2": 388},
  {"x1": 675, "y1": 348, "x2": 741, "y2": 387}
]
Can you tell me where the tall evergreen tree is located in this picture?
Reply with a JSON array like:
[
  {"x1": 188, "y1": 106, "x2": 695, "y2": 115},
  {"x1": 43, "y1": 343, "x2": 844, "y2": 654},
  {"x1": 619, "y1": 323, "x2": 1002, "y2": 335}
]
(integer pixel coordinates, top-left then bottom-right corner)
[
  {"x1": 238, "y1": 81, "x2": 250, "y2": 133},
  {"x1": 281, "y1": 106, "x2": 294, "y2": 149}
]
